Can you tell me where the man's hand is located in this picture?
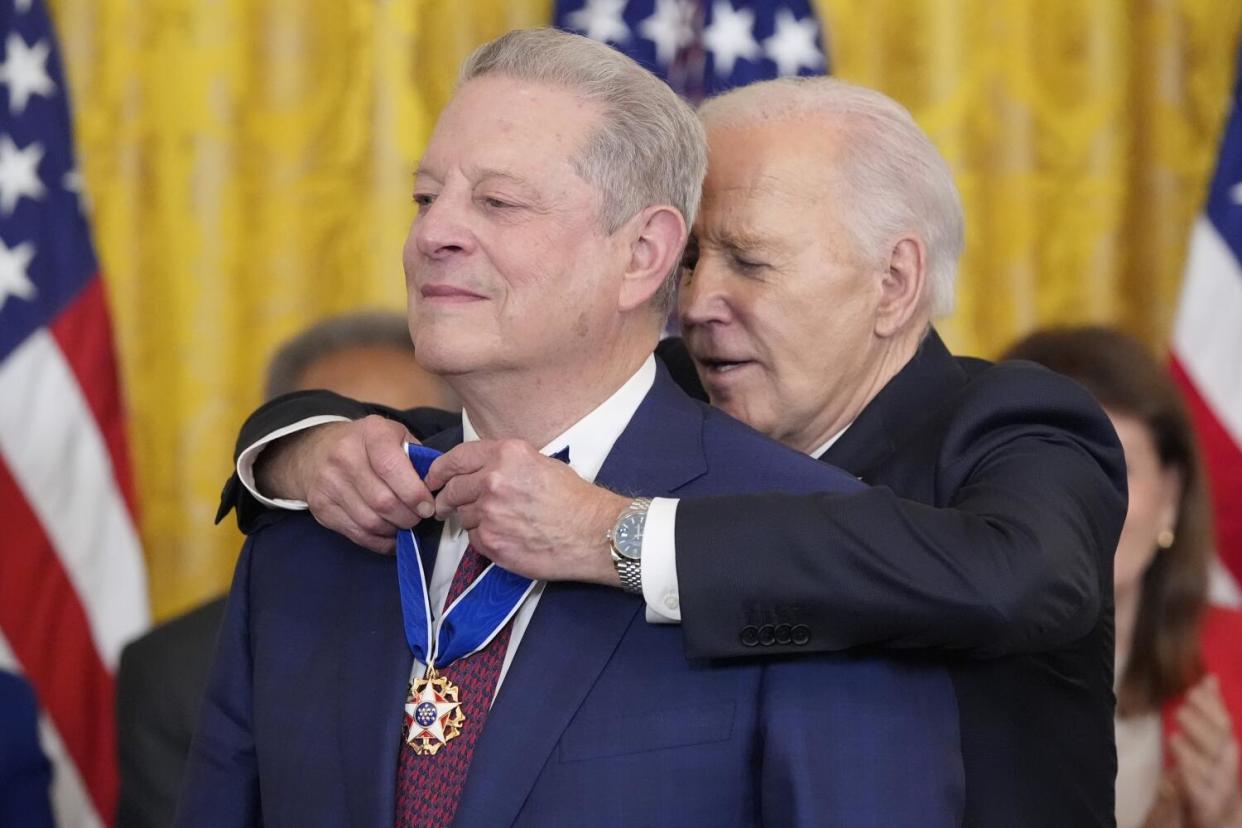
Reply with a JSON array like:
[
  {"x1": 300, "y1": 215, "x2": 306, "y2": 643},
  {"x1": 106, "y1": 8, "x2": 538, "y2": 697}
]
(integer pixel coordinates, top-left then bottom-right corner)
[
  {"x1": 424, "y1": 440, "x2": 631, "y2": 586},
  {"x1": 1171, "y1": 675, "x2": 1242, "y2": 828},
  {"x1": 255, "y1": 415, "x2": 435, "y2": 553}
]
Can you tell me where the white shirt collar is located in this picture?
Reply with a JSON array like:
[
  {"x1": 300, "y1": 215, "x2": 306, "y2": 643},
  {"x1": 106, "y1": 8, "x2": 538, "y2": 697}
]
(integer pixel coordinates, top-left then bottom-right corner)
[
  {"x1": 459, "y1": 355, "x2": 657, "y2": 485},
  {"x1": 809, "y1": 422, "x2": 852, "y2": 460}
]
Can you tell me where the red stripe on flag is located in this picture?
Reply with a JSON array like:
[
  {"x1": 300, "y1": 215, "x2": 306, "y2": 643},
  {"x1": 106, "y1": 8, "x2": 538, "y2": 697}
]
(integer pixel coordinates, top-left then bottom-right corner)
[
  {"x1": 49, "y1": 276, "x2": 139, "y2": 521},
  {"x1": 1171, "y1": 357, "x2": 1242, "y2": 583},
  {"x1": 0, "y1": 456, "x2": 118, "y2": 824}
]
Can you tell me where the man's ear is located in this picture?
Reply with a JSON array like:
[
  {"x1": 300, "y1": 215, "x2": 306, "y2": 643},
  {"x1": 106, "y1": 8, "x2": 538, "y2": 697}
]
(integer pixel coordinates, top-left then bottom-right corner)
[
  {"x1": 875, "y1": 235, "x2": 928, "y2": 338},
  {"x1": 618, "y1": 205, "x2": 686, "y2": 312}
]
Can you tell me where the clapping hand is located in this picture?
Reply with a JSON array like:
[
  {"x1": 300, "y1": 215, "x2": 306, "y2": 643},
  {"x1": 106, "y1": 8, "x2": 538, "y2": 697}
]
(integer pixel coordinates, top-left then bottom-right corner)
[{"x1": 1171, "y1": 675, "x2": 1242, "y2": 828}]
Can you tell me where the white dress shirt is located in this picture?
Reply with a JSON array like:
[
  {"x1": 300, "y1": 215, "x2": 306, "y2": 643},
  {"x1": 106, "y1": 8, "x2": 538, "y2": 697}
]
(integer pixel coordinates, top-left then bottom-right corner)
[{"x1": 236, "y1": 356, "x2": 657, "y2": 696}]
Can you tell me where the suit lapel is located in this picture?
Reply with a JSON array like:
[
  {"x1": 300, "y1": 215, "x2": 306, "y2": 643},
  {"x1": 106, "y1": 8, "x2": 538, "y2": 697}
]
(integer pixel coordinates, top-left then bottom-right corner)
[
  {"x1": 452, "y1": 367, "x2": 708, "y2": 826},
  {"x1": 339, "y1": 426, "x2": 462, "y2": 826},
  {"x1": 822, "y1": 329, "x2": 965, "y2": 476},
  {"x1": 336, "y1": 530, "x2": 423, "y2": 827}
]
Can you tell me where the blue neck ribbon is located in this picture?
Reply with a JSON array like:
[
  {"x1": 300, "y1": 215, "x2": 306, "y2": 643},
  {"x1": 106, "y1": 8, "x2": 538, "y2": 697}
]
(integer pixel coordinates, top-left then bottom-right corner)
[{"x1": 396, "y1": 443, "x2": 541, "y2": 670}]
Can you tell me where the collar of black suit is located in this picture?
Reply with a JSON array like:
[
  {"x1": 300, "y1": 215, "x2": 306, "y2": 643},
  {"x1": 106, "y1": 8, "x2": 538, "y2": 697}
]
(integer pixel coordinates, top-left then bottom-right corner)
[{"x1": 820, "y1": 328, "x2": 967, "y2": 477}]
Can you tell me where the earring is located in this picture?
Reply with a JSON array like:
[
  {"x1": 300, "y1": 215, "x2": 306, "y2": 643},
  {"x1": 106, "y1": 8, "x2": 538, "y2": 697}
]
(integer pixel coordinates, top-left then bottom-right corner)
[{"x1": 1157, "y1": 529, "x2": 1175, "y2": 549}]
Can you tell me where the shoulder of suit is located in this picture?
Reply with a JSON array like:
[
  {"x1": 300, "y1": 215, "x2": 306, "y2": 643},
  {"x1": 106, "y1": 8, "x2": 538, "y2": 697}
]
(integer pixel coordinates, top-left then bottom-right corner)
[
  {"x1": 932, "y1": 354, "x2": 1123, "y2": 492},
  {"x1": 953, "y1": 353, "x2": 1105, "y2": 414},
  {"x1": 697, "y1": 404, "x2": 860, "y2": 490},
  {"x1": 244, "y1": 510, "x2": 370, "y2": 576}
]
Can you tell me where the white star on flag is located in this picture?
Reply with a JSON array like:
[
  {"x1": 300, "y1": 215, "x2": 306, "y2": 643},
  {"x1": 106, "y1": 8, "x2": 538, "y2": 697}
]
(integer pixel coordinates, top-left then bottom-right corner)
[
  {"x1": 405, "y1": 681, "x2": 460, "y2": 746},
  {"x1": 63, "y1": 167, "x2": 90, "y2": 214},
  {"x1": 704, "y1": 1, "x2": 762, "y2": 77},
  {"x1": 0, "y1": 237, "x2": 37, "y2": 312},
  {"x1": 0, "y1": 33, "x2": 56, "y2": 114},
  {"x1": 639, "y1": 0, "x2": 695, "y2": 67},
  {"x1": 763, "y1": 9, "x2": 824, "y2": 76},
  {"x1": 0, "y1": 135, "x2": 46, "y2": 215},
  {"x1": 566, "y1": 0, "x2": 630, "y2": 44},
  {"x1": 15, "y1": 0, "x2": 34, "y2": 13},
  {"x1": 1230, "y1": 180, "x2": 1242, "y2": 205}
]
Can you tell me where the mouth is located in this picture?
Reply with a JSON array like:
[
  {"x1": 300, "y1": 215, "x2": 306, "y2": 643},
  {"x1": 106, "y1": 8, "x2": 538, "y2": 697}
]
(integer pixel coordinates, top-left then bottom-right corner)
[
  {"x1": 419, "y1": 284, "x2": 487, "y2": 302},
  {"x1": 697, "y1": 357, "x2": 755, "y2": 376}
]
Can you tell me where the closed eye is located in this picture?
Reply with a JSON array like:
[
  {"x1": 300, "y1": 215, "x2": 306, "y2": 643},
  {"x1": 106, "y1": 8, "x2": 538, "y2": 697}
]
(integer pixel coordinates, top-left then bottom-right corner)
[
  {"x1": 729, "y1": 251, "x2": 766, "y2": 273},
  {"x1": 481, "y1": 196, "x2": 517, "y2": 210}
]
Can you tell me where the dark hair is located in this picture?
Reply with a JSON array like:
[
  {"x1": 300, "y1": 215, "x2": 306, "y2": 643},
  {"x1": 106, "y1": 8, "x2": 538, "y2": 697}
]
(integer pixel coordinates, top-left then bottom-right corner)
[
  {"x1": 265, "y1": 311, "x2": 413, "y2": 401},
  {"x1": 1003, "y1": 326, "x2": 1213, "y2": 715}
]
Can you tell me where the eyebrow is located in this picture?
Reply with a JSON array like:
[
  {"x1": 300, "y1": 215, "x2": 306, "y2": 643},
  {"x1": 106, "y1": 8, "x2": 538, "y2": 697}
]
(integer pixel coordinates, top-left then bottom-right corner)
[
  {"x1": 412, "y1": 165, "x2": 440, "y2": 184},
  {"x1": 703, "y1": 225, "x2": 783, "y2": 254},
  {"x1": 412, "y1": 164, "x2": 536, "y2": 190}
]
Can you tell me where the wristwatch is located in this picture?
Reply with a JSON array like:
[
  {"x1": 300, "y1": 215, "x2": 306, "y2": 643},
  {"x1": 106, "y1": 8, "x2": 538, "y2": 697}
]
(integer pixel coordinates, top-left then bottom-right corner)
[{"x1": 607, "y1": 497, "x2": 652, "y2": 595}]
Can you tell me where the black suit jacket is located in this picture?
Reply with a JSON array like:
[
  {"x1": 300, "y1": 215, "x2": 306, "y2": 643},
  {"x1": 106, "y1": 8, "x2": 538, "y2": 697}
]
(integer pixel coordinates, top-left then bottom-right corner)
[
  {"x1": 116, "y1": 598, "x2": 226, "y2": 828},
  {"x1": 216, "y1": 332, "x2": 1125, "y2": 827},
  {"x1": 676, "y1": 331, "x2": 1125, "y2": 826}
]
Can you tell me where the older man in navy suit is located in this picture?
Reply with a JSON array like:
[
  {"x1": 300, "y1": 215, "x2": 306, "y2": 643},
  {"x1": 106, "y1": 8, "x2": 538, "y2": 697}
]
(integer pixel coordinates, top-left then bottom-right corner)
[{"x1": 177, "y1": 28, "x2": 962, "y2": 828}]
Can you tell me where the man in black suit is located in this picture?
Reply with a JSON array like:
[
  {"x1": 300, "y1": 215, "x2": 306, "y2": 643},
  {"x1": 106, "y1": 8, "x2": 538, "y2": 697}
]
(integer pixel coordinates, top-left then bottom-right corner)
[
  {"x1": 217, "y1": 78, "x2": 1126, "y2": 826},
  {"x1": 115, "y1": 312, "x2": 456, "y2": 828}
]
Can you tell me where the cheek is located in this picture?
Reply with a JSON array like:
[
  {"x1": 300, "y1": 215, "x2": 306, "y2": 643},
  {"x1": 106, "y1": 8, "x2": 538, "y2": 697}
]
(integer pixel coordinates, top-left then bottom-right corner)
[
  {"x1": 402, "y1": 228, "x2": 420, "y2": 279},
  {"x1": 1113, "y1": 479, "x2": 1164, "y2": 582}
]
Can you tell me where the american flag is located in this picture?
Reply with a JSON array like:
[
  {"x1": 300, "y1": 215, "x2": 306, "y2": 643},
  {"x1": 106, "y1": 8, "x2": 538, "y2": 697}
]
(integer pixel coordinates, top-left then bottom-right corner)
[
  {"x1": 554, "y1": 0, "x2": 828, "y2": 103},
  {"x1": 1172, "y1": 42, "x2": 1242, "y2": 606},
  {"x1": 0, "y1": 0, "x2": 148, "y2": 825}
]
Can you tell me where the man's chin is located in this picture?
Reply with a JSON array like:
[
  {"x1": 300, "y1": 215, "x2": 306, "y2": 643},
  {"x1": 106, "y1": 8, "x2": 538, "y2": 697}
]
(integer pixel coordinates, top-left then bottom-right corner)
[{"x1": 411, "y1": 339, "x2": 489, "y2": 379}]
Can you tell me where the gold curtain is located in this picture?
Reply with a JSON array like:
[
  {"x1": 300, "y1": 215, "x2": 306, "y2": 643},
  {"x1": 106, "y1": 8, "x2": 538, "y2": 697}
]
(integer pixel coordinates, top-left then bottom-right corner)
[
  {"x1": 823, "y1": 0, "x2": 1242, "y2": 357},
  {"x1": 46, "y1": 0, "x2": 1241, "y2": 620},
  {"x1": 48, "y1": 0, "x2": 553, "y2": 619}
]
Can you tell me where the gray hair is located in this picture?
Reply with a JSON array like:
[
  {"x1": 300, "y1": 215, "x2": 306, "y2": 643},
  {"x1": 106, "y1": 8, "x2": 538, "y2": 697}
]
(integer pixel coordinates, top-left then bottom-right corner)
[
  {"x1": 698, "y1": 77, "x2": 964, "y2": 319},
  {"x1": 266, "y1": 310, "x2": 413, "y2": 400},
  {"x1": 461, "y1": 28, "x2": 707, "y2": 310}
]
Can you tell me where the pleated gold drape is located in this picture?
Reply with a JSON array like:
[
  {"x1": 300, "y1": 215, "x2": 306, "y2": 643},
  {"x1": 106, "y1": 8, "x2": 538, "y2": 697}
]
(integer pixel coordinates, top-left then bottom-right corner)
[{"x1": 45, "y1": 0, "x2": 1242, "y2": 619}]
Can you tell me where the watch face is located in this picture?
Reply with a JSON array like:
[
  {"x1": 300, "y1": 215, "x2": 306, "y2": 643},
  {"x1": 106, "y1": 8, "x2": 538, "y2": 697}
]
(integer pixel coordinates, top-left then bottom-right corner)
[{"x1": 614, "y1": 512, "x2": 645, "y2": 560}]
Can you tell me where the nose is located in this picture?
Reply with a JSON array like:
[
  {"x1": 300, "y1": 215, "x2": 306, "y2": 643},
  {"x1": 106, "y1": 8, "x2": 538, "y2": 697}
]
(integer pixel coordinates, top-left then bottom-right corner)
[
  {"x1": 412, "y1": 190, "x2": 477, "y2": 261},
  {"x1": 679, "y1": 260, "x2": 732, "y2": 330}
]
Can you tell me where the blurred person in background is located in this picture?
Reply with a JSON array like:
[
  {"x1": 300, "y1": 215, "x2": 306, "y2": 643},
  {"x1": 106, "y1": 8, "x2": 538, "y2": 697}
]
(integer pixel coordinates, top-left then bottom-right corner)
[
  {"x1": 1006, "y1": 326, "x2": 1242, "y2": 828},
  {"x1": 116, "y1": 310, "x2": 456, "y2": 828},
  {"x1": 0, "y1": 670, "x2": 55, "y2": 828}
]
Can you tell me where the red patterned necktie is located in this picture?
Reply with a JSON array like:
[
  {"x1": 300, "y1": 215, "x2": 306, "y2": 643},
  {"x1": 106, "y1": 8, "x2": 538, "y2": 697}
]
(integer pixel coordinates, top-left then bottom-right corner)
[{"x1": 395, "y1": 544, "x2": 513, "y2": 826}]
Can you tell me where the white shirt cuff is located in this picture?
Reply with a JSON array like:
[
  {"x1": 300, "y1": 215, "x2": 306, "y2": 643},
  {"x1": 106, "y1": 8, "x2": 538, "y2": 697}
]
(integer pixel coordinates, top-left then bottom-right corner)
[
  {"x1": 642, "y1": 497, "x2": 682, "y2": 623},
  {"x1": 235, "y1": 415, "x2": 352, "y2": 510}
]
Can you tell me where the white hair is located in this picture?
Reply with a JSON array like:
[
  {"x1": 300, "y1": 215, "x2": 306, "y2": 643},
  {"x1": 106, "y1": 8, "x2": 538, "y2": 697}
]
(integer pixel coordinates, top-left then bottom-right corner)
[
  {"x1": 698, "y1": 77, "x2": 964, "y2": 319},
  {"x1": 461, "y1": 29, "x2": 707, "y2": 311}
]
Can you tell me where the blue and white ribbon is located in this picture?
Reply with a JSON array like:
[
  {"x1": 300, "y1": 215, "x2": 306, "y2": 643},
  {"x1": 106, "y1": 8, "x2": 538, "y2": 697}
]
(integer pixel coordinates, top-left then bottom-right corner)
[{"x1": 396, "y1": 443, "x2": 539, "y2": 671}]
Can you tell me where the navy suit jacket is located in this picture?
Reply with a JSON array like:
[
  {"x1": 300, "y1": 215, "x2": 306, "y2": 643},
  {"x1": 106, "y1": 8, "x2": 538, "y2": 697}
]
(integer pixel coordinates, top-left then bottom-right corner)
[
  {"x1": 0, "y1": 671, "x2": 54, "y2": 828},
  {"x1": 181, "y1": 367, "x2": 964, "y2": 826}
]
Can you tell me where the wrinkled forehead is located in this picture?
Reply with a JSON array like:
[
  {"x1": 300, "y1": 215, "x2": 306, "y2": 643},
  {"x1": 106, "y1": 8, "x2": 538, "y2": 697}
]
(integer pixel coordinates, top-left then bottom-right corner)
[
  {"x1": 420, "y1": 75, "x2": 604, "y2": 179},
  {"x1": 718, "y1": 119, "x2": 837, "y2": 185},
  {"x1": 699, "y1": 135, "x2": 834, "y2": 226},
  {"x1": 696, "y1": 121, "x2": 862, "y2": 260}
]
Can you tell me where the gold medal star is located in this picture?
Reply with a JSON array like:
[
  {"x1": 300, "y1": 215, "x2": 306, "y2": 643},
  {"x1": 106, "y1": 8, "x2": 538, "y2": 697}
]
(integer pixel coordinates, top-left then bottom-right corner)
[{"x1": 403, "y1": 671, "x2": 466, "y2": 755}]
